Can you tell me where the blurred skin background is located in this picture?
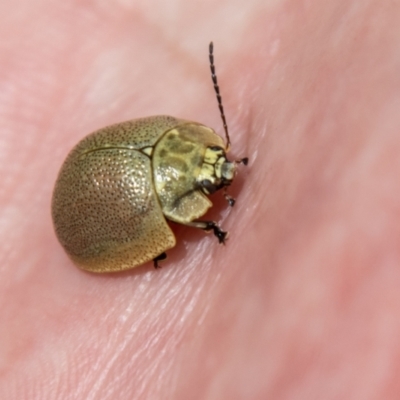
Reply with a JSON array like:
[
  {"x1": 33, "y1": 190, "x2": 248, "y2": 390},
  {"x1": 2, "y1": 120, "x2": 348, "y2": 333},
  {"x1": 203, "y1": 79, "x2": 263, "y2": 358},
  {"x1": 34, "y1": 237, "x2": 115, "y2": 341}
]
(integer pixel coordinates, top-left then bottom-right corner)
[{"x1": 1, "y1": 1, "x2": 400, "y2": 399}]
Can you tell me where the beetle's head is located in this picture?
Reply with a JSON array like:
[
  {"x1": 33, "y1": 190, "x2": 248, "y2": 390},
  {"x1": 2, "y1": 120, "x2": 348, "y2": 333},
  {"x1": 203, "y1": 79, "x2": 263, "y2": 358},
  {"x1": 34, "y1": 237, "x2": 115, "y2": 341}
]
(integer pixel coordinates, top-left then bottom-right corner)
[{"x1": 198, "y1": 146, "x2": 241, "y2": 195}]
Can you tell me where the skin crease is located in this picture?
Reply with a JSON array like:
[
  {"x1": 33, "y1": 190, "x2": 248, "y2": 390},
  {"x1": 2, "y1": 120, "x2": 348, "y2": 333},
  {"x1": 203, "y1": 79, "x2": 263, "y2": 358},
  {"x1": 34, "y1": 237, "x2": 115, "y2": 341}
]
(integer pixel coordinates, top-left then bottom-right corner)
[{"x1": 1, "y1": 0, "x2": 400, "y2": 398}]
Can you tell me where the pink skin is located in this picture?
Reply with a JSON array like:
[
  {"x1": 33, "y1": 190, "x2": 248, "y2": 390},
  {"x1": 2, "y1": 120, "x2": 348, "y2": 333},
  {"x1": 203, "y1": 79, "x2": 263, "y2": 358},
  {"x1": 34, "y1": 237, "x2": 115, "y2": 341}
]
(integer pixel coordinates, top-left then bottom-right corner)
[{"x1": 1, "y1": 1, "x2": 400, "y2": 399}]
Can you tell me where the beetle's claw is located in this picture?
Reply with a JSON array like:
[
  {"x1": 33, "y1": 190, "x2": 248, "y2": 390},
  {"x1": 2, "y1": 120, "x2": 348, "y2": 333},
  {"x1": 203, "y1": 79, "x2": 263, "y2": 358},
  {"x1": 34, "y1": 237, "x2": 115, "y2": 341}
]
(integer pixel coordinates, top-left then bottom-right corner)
[
  {"x1": 215, "y1": 227, "x2": 228, "y2": 244},
  {"x1": 153, "y1": 252, "x2": 167, "y2": 269},
  {"x1": 235, "y1": 157, "x2": 248, "y2": 166},
  {"x1": 224, "y1": 193, "x2": 236, "y2": 207}
]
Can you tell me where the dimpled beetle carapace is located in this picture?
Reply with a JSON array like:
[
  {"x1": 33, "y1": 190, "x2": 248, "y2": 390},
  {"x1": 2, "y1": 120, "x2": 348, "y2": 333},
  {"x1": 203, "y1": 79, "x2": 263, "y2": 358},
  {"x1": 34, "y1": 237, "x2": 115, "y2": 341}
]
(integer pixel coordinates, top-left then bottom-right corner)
[{"x1": 51, "y1": 42, "x2": 248, "y2": 272}]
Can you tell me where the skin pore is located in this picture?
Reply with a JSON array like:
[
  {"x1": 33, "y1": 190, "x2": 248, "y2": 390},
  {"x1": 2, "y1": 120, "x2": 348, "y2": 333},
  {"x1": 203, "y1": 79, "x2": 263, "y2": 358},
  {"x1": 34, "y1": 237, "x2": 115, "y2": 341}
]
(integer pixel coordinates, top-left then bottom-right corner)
[{"x1": 1, "y1": 1, "x2": 400, "y2": 399}]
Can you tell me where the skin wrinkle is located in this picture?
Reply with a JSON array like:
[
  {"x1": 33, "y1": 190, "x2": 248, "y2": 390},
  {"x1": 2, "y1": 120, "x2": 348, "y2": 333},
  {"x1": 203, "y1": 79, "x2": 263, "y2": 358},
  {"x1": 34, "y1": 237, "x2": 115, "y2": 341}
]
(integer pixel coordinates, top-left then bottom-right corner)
[{"x1": 80, "y1": 262, "x2": 198, "y2": 398}]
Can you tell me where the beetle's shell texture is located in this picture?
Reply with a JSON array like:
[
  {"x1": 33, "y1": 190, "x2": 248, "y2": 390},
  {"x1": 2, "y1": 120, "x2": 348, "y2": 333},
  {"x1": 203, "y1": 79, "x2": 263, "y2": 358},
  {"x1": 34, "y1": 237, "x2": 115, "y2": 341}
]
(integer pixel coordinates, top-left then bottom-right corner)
[{"x1": 52, "y1": 115, "x2": 225, "y2": 272}]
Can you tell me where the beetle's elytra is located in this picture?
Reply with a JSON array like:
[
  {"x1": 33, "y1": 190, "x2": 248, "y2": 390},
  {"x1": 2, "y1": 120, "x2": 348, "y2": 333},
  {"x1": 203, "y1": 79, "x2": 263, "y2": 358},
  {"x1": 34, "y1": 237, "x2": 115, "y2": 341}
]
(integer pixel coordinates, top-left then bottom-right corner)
[{"x1": 51, "y1": 43, "x2": 247, "y2": 272}]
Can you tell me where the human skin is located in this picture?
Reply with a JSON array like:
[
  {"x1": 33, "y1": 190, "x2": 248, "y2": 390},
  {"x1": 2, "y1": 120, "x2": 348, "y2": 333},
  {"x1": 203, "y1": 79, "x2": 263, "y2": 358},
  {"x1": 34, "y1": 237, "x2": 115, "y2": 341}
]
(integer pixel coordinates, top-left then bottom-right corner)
[{"x1": 1, "y1": 0, "x2": 400, "y2": 399}]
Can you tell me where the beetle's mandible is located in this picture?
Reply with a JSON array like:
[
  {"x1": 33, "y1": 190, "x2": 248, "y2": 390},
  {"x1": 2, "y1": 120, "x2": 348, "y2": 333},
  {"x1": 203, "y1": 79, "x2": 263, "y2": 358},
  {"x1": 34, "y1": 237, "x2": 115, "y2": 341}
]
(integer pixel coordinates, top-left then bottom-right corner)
[{"x1": 51, "y1": 42, "x2": 248, "y2": 271}]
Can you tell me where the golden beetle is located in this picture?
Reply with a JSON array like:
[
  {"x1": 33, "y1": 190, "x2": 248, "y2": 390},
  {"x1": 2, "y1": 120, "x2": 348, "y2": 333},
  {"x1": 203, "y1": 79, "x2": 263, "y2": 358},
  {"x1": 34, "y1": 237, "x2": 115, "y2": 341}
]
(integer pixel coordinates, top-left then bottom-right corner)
[{"x1": 51, "y1": 43, "x2": 247, "y2": 272}]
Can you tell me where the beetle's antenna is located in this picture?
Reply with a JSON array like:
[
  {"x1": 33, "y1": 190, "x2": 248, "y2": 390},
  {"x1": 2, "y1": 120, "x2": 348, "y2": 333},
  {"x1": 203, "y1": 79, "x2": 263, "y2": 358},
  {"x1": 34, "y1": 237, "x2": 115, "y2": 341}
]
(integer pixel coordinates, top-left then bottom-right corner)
[{"x1": 209, "y1": 42, "x2": 231, "y2": 151}]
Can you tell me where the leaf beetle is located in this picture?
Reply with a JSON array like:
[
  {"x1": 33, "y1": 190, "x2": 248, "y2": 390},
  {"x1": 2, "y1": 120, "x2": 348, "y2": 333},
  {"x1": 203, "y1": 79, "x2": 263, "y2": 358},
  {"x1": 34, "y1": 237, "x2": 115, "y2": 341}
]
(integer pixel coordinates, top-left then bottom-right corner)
[{"x1": 51, "y1": 42, "x2": 248, "y2": 271}]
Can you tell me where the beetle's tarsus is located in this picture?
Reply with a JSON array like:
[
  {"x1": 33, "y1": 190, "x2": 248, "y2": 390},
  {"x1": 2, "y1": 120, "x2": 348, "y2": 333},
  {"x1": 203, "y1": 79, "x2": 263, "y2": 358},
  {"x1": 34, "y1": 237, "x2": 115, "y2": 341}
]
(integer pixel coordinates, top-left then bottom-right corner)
[
  {"x1": 224, "y1": 193, "x2": 236, "y2": 207},
  {"x1": 153, "y1": 252, "x2": 167, "y2": 269},
  {"x1": 183, "y1": 220, "x2": 228, "y2": 244},
  {"x1": 203, "y1": 221, "x2": 228, "y2": 244},
  {"x1": 235, "y1": 157, "x2": 248, "y2": 166}
]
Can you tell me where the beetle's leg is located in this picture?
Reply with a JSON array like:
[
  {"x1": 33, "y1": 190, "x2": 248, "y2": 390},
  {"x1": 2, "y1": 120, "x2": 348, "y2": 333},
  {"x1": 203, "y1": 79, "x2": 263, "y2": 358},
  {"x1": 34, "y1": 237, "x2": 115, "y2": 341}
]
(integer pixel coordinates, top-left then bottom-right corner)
[
  {"x1": 153, "y1": 252, "x2": 167, "y2": 269},
  {"x1": 184, "y1": 220, "x2": 228, "y2": 244},
  {"x1": 223, "y1": 189, "x2": 235, "y2": 207},
  {"x1": 237, "y1": 157, "x2": 248, "y2": 166},
  {"x1": 223, "y1": 157, "x2": 248, "y2": 207}
]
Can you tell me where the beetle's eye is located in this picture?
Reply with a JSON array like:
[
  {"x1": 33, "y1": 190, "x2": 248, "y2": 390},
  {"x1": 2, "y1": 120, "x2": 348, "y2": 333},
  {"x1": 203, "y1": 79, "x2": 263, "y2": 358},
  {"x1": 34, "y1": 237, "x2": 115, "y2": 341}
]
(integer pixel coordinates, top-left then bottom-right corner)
[
  {"x1": 209, "y1": 145, "x2": 224, "y2": 152},
  {"x1": 201, "y1": 179, "x2": 217, "y2": 194}
]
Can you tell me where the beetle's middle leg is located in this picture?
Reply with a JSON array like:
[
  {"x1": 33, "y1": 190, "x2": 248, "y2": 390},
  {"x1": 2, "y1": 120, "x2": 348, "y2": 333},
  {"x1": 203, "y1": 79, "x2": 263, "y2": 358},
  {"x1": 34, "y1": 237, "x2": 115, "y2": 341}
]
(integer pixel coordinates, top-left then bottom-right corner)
[{"x1": 184, "y1": 220, "x2": 228, "y2": 244}]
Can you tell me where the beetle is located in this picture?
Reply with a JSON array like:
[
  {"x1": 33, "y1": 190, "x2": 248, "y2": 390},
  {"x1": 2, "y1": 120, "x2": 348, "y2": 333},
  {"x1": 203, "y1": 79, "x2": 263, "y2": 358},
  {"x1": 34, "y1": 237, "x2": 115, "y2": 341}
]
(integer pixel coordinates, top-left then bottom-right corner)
[{"x1": 51, "y1": 42, "x2": 247, "y2": 272}]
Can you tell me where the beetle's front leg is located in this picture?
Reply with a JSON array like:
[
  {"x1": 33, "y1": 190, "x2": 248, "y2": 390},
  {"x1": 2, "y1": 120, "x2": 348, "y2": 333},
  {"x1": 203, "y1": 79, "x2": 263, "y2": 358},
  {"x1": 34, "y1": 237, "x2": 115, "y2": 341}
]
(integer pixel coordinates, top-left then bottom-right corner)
[{"x1": 184, "y1": 220, "x2": 228, "y2": 244}]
